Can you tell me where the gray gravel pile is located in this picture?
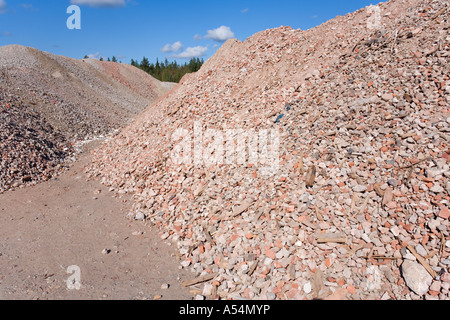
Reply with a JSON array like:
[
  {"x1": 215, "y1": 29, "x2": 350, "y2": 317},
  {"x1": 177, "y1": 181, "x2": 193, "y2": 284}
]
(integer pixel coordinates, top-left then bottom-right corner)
[
  {"x1": 0, "y1": 45, "x2": 173, "y2": 192},
  {"x1": 0, "y1": 45, "x2": 174, "y2": 141},
  {"x1": 0, "y1": 84, "x2": 72, "y2": 193}
]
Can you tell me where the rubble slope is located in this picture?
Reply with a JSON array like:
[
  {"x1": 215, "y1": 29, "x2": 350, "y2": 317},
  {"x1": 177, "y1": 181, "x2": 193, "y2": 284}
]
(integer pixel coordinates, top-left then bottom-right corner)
[
  {"x1": 0, "y1": 45, "x2": 174, "y2": 192},
  {"x1": 91, "y1": 0, "x2": 449, "y2": 300}
]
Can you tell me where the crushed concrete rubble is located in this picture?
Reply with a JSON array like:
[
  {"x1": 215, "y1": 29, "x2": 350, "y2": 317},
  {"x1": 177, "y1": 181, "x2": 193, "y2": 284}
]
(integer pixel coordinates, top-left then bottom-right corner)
[
  {"x1": 90, "y1": 0, "x2": 449, "y2": 300},
  {"x1": 0, "y1": 45, "x2": 174, "y2": 192}
]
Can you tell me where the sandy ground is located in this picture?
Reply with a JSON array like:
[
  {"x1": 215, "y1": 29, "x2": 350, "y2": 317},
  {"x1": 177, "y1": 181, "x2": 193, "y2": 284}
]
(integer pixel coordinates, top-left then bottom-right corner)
[{"x1": 0, "y1": 142, "x2": 192, "y2": 300}]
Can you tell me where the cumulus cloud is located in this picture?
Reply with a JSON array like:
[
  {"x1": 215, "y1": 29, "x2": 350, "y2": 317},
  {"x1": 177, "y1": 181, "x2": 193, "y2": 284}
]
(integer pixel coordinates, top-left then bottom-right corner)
[
  {"x1": 161, "y1": 41, "x2": 183, "y2": 53},
  {"x1": 21, "y1": 4, "x2": 38, "y2": 11},
  {"x1": 70, "y1": 0, "x2": 126, "y2": 8},
  {"x1": 0, "y1": 0, "x2": 7, "y2": 14},
  {"x1": 87, "y1": 52, "x2": 102, "y2": 59},
  {"x1": 204, "y1": 26, "x2": 235, "y2": 42},
  {"x1": 173, "y1": 46, "x2": 208, "y2": 59}
]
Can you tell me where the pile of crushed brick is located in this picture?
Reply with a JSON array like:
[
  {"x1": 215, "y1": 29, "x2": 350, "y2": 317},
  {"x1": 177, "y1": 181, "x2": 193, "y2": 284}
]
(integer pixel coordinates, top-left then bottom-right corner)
[{"x1": 90, "y1": 0, "x2": 449, "y2": 300}]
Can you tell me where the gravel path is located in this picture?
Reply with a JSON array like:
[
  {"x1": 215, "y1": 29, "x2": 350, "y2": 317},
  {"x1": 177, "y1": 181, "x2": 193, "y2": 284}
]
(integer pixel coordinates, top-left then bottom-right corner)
[{"x1": 0, "y1": 141, "x2": 192, "y2": 300}]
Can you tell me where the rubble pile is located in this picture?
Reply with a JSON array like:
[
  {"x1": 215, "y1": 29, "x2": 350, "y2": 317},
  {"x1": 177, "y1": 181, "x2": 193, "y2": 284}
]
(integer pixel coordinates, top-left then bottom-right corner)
[
  {"x1": 0, "y1": 85, "x2": 72, "y2": 193},
  {"x1": 0, "y1": 45, "x2": 172, "y2": 192},
  {"x1": 91, "y1": 0, "x2": 449, "y2": 300}
]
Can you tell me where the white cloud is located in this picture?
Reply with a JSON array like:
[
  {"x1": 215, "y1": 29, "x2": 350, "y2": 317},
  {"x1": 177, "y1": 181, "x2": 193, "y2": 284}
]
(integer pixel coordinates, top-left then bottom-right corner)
[
  {"x1": 173, "y1": 46, "x2": 208, "y2": 59},
  {"x1": 161, "y1": 41, "x2": 183, "y2": 53},
  {"x1": 0, "y1": 0, "x2": 7, "y2": 14},
  {"x1": 21, "y1": 4, "x2": 38, "y2": 11},
  {"x1": 70, "y1": 0, "x2": 126, "y2": 8},
  {"x1": 241, "y1": 8, "x2": 249, "y2": 14},
  {"x1": 193, "y1": 34, "x2": 202, "y2": 41},
  {"x1": 87, "y1": 52, "x2": 102, "y2": 59},
  {"x1": 204, "y1": 26, "x2": 235, "y2": 42}
]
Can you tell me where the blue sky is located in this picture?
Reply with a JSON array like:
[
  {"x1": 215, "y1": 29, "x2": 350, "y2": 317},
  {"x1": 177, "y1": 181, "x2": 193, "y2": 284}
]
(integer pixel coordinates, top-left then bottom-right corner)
[{"x1": 0, "y1": 0, "x2": 384, "y2": 64}]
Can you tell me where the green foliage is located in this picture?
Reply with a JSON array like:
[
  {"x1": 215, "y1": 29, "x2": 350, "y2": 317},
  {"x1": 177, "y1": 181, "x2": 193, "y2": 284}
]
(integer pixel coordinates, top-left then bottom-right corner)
[{"x1": 132, "y1": 57, "x2": 204, "y2": 83}]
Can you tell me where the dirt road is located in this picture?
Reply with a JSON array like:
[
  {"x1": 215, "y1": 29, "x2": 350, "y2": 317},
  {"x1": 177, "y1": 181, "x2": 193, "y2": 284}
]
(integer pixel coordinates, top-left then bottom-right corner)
[{"x1": 0, "y1": 142, "x2": 192, "y2": 300}]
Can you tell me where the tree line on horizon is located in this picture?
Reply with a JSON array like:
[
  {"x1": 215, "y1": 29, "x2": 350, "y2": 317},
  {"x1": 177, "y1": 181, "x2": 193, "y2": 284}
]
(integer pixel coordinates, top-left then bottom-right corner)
[
  {"x1": 83, "y1": 55, "x2": 204, "y2": 83},
  {"x1": 83, "y1": 55, "x2": 120, "y2": 63},
  {"x1": 131, "y1": 57, "x2": 204, "y2": 83}
]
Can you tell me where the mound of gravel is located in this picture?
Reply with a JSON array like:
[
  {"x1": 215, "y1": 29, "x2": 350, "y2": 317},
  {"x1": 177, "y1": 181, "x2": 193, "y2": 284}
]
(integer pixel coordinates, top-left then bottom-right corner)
[
  {"x1": 0, "y1": 45, "x2": 174, "y2": 141},
  {"x1": 0, "y1": 45, "x2": 174, "y2": 192},
  {"x1": 91, "y1": 0, "x2": 449, "y2": 300},
  {"x1": 0, "y1": 85, "x2": 72, "y2": 193}
]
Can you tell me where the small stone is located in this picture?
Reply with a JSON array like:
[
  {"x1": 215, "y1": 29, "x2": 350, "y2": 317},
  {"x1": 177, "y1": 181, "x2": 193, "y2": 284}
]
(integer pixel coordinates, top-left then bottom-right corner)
[
  {"x1": 181, "y1": 261, "x2": 191, "y2": 268},
  {"x1": 362, "y1": 233, "x2": 372, "y2": 243},
  {"x1": 426, "y1": 168, "x2": 443, "y2": 179},
  {"x1": 102, "y1": 249, "x2": 111, "y2": 255},
  {"x1": 401, "y1": 248, "x2": 416, "y2": 261},
  {"x1": 382, "y1": 187, "x2": 393, "y2": 206},
  {"x1": 428, "y1": 219, "x2": 441, "y2": 230},
  {"x1": 381, "y1": 292, "x2": 391, "y2": 300},
  {"x1": 387, "y1": 179, "x2": 398, "y2": 187},
  {"x1": 303, "y1": 282, "x2": 312, "y2": 294},
  {"x1": 202, "y1": 283, "x2": 213, "y2": 296},
  {"x1": 381, "y1": 93, "x2": 394, "y2": 102},
  {"x1": 353, "y1": 185, "x2": 367, "y2": 193},
  {"x1": 160, "y1": 232, "x2": 170, "y2": 240},
  {"x1": 135, "y1": 212, "x2": 146, "y2": 220},
  {"x1": 438, "y1": 207, "x2": 449, "y2": 220},
  {"x1": 430, "y1": 184, "x2": 444, "y2": 193},
  {"x1": 401, "y1": 260, "x2": 433, "y2": 296},
  {"x1": 415, "y1": 244, "x2": 427, "y2": 257},
  {"x1": 264, "y1": 257, "x2": 273, "y2": 266},
  {"x1": 429, "y1": 281, "x2": 441, "y2": 293},
  {"x1": 390, "y1": 226, "x2": 400, "y2": 237},
  {"x1": 161, "y1": 283, "x2": 170, "y2": 290},
  {"x1": 266, "y1": 292, "x2": 276, "y2": 300}
]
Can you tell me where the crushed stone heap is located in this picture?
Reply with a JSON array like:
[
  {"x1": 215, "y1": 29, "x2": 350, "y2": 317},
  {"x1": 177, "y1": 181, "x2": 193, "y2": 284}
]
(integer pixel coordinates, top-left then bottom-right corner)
[
  {"x1": 91, "y1": 0, "x2": 449, "y2": 300},
  {"x1": 0, "y1": 45, "x2": 174, "y2": 192}
]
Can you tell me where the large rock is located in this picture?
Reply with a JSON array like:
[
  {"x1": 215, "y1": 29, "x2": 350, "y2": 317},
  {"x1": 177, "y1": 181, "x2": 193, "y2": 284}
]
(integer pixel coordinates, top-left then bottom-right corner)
[{"x1": 401, "y1": 260, "x2": 433, "y2": 296}]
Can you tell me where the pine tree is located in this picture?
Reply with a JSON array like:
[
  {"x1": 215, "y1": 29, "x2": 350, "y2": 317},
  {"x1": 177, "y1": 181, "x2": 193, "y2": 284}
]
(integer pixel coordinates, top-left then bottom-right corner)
[
  {"x1": 112, "y1": 56, "x2": 117, "y2": 63},
  {"x1": 140, "y1": 57, "x2": 150, "y2": 73}
]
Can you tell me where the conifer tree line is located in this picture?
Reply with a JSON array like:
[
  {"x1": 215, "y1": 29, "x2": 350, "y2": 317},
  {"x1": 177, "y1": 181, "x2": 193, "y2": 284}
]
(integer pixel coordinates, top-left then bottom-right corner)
[
  {"x1": 83, "y1": 55, "x2": 204, "y2": 83},
  {"x1": 131, "y1": 57, "x2": 204, "y2": 83},
  {"x1": 83, "y1": 55, "x2": 119, "y2": 63}
]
